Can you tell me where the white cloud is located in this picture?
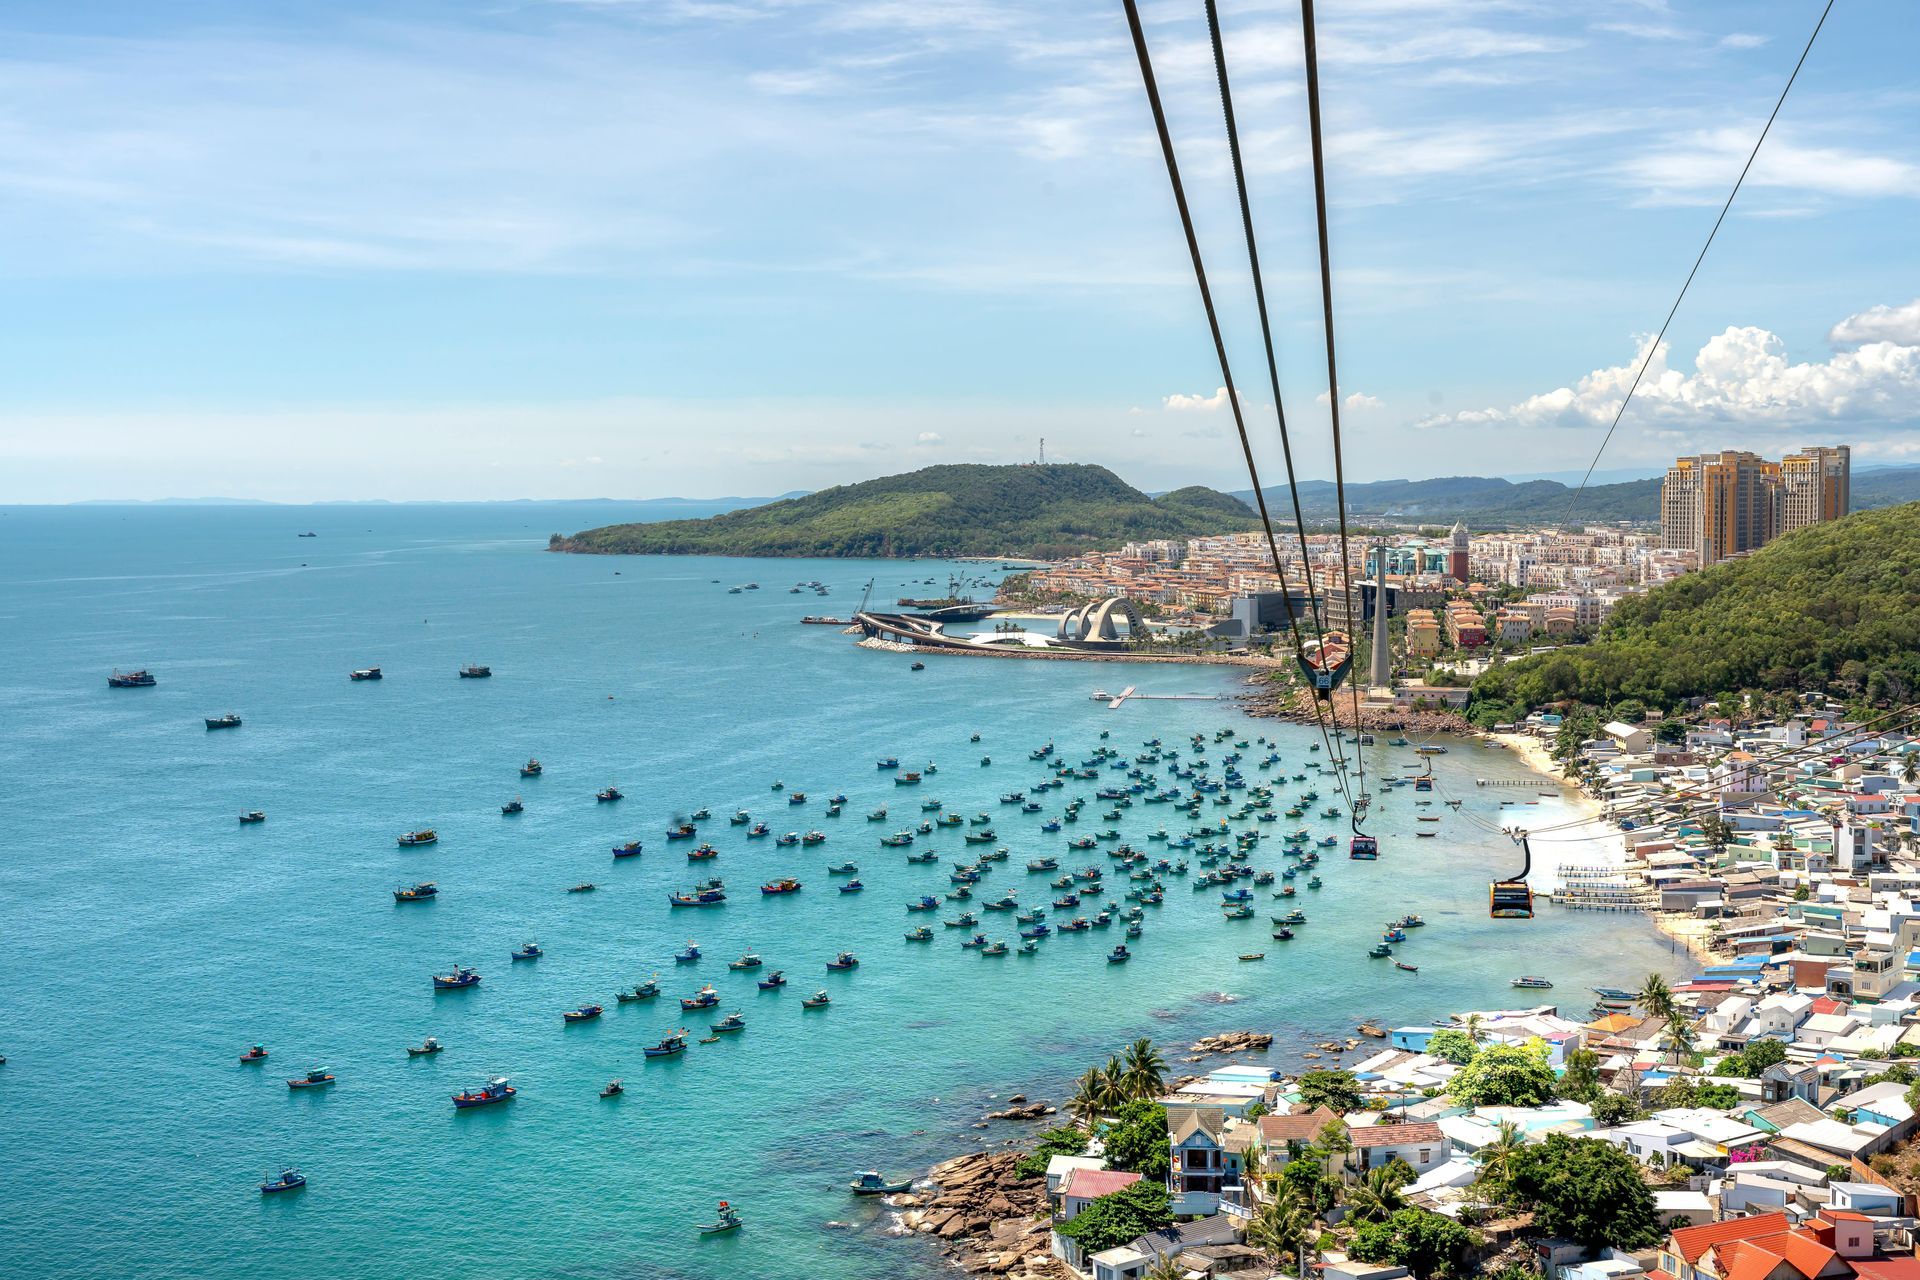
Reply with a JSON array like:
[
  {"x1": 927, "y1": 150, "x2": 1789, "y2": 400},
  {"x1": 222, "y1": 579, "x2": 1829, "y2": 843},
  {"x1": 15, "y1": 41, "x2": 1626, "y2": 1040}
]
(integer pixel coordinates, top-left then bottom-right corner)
[
  {"x1": 1719, "y1": 33, "x2": 1770, "y2": 50},
  {"x1": 1163, "y1": 386, "x2": 1232, "y2": 412},
  {"x1": 1416, "y1": 307, "x2": 1920, "y2": 432},
  {"x1": 1623, "y1": 129, "x2": 1920, "y2": 203},
  {"x1": 1315, "y1": 390, "x2": 1385, "y2": 410},
  {"x1": 916, "y1": 431, "x2": 945, "y2": 444},
  {"x1": 1830, "y1": 299, "x2": 1920, "y2": 348}
]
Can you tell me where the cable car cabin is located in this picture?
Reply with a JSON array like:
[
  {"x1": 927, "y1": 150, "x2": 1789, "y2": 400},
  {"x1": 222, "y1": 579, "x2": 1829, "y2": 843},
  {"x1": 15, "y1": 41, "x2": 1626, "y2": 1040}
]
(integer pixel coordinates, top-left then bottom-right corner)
[
  {"x1": 1349, "y1": 835, "x2": 1378, "y2": 860},
  {"x1": 1296, "y1": 632, "x2": 1352, "y2": 701},
  {"x1": 1489, "y1": 880, "x2": 1534, "y2": 919},
  {"x1": 1413, "y1": 776, "x2": 1433, "y2": 792}
]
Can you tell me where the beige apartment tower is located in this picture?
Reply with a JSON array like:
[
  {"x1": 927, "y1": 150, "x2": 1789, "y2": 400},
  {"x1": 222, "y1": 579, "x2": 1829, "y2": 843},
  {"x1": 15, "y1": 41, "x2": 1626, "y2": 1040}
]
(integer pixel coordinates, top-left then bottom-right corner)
[{"x1": 1661, "y1": 445, "x2": 1850, "y2": 567}]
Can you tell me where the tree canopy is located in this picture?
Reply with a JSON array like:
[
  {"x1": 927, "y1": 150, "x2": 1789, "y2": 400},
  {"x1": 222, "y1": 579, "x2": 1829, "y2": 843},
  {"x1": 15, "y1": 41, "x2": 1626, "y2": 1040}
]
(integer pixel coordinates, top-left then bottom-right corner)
[
  {"x1": 1056, "y1": 1180, "x2": 1172, "y2": 1255},
  {"x1": 1102, "y1": 1100, "x2": 1171, "y2": 1182},
  {"x1": 1349, "y1": 1207, "x2": 1481, "y2": 1279},
  {"x1": 1296, "y1": 1069, "x2": 1362, "y2": 1114},
  {"x1": 1426, "y1": 1029, "x2": 1479, "y2": 1065},
  {"x1": 1507, "y1": 1134, "x2": 1662, "y2": 1249},
  {"x1": 1447, "y1": 1042, "x2": 1556, "y2": 1108}
]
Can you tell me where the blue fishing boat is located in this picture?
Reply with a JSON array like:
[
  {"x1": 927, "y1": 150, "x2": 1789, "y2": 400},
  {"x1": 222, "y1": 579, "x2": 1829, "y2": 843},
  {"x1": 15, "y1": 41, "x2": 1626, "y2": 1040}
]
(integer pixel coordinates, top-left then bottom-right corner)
[
  {"x1": 839, "y1": 879, "x2": 864, "y2": 893},
  {"x1": 825, "y1": 951, "x2": 859, "y2": 971},
  {"x1": 511, "y1": 942, "x2": 543, "y2": 961},
  {"x1": 680, "y1": 984, "x2": 719, "y2": 1010},
  {"x1": 668, "y1": 887, "x2": 726, "y2": 907},
  {"x1": 613, "y1": 840, "x2": 644, "y2": 859},
  {"x1": 676, "y1": 942, "x2": 702, "y2": 962},
  {"x1": 617, "y1": 977, "x2": 661, "y2": 1003},
  {"x1": 432, "y1": 966, "x2": 480, "y2": 990},
  {"x1": 748, "y1": 823, "x2": 770, "y2": 838},
  {"x1": 394, "y1": 882, "x2": 438, "y2": 902},
  {"x1": 563, "y1": 1004, "x2": 603, "y2": 1023},
  {"x1": 667, "y1": 823, "x2": 696, "y2": 840},
  {"x1": 260, "y1": 1169, "x2": 307, "y2": 1194},
  {"x1": 1106, "y1": 944, "x2": 1131, "y2": 963},
  {"x1": 697, "y1": 1201, "x2": 743, "y2": 1234},
  {"x1": 644, "y1": 1031, "x2": 690, "y2": 1058},
  {"x1": 286, "y1": 1067, "x2": 335, "y2": 1090},
  {"x1": 758, "y1": 970, "x2": 788, "y2": 988},
  {"x1": 710, "y1": 1011, "x2": 746, "y2": 1033}
]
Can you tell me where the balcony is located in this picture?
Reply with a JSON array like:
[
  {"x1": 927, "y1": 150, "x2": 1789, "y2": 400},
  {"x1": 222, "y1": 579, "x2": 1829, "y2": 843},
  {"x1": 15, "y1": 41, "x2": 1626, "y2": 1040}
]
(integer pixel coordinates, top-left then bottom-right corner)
[
  {"x1": 1220, "y1": 1184, "x2": 1253, "y2": 1220},
  {"x1": 1171, "y1": 1188, "x2": 1221, "y2": 1218}
]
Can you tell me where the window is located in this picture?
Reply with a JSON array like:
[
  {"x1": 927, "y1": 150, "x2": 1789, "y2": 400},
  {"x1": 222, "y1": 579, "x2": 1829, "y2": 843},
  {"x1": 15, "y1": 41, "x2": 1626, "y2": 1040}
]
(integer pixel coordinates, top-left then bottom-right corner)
[{"x1": 1419, "y1": 1149, "x2": 1431, "y2": 1162}]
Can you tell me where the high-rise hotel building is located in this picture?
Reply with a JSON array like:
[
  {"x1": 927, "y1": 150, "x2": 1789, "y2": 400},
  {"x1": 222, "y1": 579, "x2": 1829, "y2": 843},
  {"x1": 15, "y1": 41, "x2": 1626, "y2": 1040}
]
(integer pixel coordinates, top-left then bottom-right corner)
[{"x1": 1660, "y1": 445, "x2": 1850, "y2": 567}]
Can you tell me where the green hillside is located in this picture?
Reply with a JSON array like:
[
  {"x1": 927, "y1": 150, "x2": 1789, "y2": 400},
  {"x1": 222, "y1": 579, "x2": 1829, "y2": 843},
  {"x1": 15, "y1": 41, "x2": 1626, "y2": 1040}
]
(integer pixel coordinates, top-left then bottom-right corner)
[
  {"x1": 1471, "y1": 502, "x2": 1920, "y2": 713},
  {"x1": 551, "y1": 464, "x2": 1258, "y2": 559}
]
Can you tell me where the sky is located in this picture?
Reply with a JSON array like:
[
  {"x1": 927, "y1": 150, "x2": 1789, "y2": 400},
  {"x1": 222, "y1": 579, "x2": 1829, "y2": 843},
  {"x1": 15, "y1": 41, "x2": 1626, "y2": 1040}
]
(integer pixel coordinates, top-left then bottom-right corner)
[{"x1": 0, "y1": 0, "x2": 1916, "y2": 502}]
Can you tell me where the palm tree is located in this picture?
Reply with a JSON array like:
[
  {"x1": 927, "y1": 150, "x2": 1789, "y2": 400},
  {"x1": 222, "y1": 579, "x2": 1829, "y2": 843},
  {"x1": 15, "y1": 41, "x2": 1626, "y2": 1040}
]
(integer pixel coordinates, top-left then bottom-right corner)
[
  {"x1": 1473, "y1": 1120, "x2": 1526, "y2": 1208},
  {"x1": 1122, "y1": 1038, "x2": 1168, "y2": 1101},
  {"x1": 1143, "y1": 1257, "x2": 1186, "y2": 1280},
  {"x1": 1095, "y1": 1062, "x2": 1129, "y2": 1115},
  {"x1": 1343, "y1": 1164, "x2": 1409, "y2": 1226},
  {"x1": 1663, "y1": 1020, "x2": 1697, "y2": 1067},
  {"x1": 1068, "y1": 1069, "x2": 1104, "y2": 1126},
  {"x1": 1244, "y1": 1194, "x2": 1313, "y2": 1275},
  {"x1": 1639, "y1": 972, "x2": 1675, "y2": 1023},
  {"x1": 1463, "y1": 1013, "x2": 1486, "y2": 1044}
]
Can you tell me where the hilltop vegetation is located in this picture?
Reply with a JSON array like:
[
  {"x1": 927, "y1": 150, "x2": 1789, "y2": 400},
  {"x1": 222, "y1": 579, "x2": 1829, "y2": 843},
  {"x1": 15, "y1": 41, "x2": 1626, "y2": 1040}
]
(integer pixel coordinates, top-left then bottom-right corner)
[
  {"x1": 551, "y1": 464, "x2": 1257, "y2": 559},
  {"x1": 1471, "y1": 502, "x2": 1920, "y2": 713}
]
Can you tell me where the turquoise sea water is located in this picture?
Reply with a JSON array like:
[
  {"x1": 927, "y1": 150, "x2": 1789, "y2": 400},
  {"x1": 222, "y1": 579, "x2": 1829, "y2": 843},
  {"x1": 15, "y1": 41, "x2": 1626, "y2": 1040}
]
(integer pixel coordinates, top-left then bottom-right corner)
[{"x1": 0, "y1": 504, "x2": 1686, "y2": 1280}]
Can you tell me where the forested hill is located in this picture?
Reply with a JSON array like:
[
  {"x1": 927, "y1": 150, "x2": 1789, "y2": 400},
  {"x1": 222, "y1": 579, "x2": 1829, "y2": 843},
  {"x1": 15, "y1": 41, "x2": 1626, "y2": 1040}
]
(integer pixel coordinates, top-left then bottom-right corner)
[
  {"x1": 550, "y1": 464, "x2": 1258, "y2": 559},
  {"x1": 1471, "y1": 502, "x2": 1920, "y2": 713}
]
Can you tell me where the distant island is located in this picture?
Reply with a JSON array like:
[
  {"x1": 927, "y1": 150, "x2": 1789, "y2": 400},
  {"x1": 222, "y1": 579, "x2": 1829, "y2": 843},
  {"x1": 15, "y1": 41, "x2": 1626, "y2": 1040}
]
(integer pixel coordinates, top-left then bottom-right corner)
[{"x1": 549, "y1": 463, "x2": 1259, "y2": 559}]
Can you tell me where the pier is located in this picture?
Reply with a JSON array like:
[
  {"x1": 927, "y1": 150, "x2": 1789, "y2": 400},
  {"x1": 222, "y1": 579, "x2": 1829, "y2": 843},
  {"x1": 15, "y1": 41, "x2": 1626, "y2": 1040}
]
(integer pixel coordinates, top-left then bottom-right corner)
[
  {"x1": 1475, "y1": 778, "x2": 1566, "y2": 788},
  {"x1": 1091, "y1": 686, "x2": 1228, "y2": 708}
]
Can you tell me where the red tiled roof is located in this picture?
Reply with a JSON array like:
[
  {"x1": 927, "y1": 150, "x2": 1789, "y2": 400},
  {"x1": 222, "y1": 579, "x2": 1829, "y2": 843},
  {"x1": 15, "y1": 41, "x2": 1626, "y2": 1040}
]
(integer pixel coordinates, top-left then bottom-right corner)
[
  {"x1": 1852, "y1": 1260, "x2": 1920, "y2": 1280},
  {"x1": 1258, "y1": 1107, "x2": 1340, "y2": 1145},
  {"x1": 1349, "y1": 1122, "x2": 1444, "y2": 1149},
  {"x1": 1062, "y1": 1169, "x2": 1141, "y2": 1200},
  {"x1": 1671, "y1": 1213, "x2": 1792, "y2": 1265},
  {"x1": 1811, "y1": 997, "x2": 1848, "y2": 1016}
]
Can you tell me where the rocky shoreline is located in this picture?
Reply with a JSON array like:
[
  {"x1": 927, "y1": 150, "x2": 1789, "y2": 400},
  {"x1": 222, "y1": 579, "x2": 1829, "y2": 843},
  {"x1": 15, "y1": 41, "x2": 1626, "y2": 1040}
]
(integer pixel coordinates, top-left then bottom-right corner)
[{"x1": 894, "y1": 1150, "x2": 1069, "y2": 1279}]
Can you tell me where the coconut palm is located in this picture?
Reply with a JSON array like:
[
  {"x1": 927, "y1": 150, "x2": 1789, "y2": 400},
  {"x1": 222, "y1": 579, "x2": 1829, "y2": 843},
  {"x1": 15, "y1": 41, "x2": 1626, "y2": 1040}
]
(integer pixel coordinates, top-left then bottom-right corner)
[
  {"x1": 1142, "y1": 1257, "x2": 1186, "y2": 1280},
  {"x1": 1663, "y1": 1019, "x2": 1697, "y2": 1067},
  {"x1": 1122, "y1": 1038, "x2": 1168, "y2": 1101},
  {"x1": 1068, "y1": 1069, "x2": 1104, "y2": 1126},
  {"x1": 1903, "y1": 754, "x2": 1918, "y2": 787},
  {"x1": 1343, "y1": 1164, "x2": 1410, "y2": 1226},
  {"x1": 1245, "y1": 1194, "x2": 1313, "y2": 1273},
  {"x1": 1473, "y1": 1120, "x2": 1526, "y2": 1207},
  {"x1": 1639, "y1": 972, "x2": 1675, "y2": 1023},
  {"x1": 1463, "y1": 1012, "x2": 1486, "y2": 1044}
]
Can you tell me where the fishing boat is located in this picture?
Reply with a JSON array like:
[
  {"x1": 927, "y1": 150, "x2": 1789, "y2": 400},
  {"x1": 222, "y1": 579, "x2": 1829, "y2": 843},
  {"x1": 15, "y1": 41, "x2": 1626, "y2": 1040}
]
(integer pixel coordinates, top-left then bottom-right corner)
[
  {"x1": 710, "y1": 1011, "x2": 746, "y2": 1033},
  {"x1": 287, "y1": 1068, "x2": 335, "y2": 1090},
  {"x1": 562, "y1": 1003, "x2": 604, "y2": 1024},
  {"x1": 613, "y1": 840, "x2": 645, "y2": 859},
  {"x1": 980, "y1": 940, "x2": 1009, "y2": 956},
  {"x1": 775, "y1": 832, "x2": 800, "y2": 847},
  {"x1": 749, "y1": 823, "x2": 771, "y2": 837},
  {"x1": 1592, "y1": 985, "x2": 1635, "y2": 1002},
  {"x1": 1106, "y1": 944, "x2": 1131, "y2": 964},
  {"x1": 676, "y1": 942, "x2": 702, "y2": 963},
  {"x1": 432, "y1": 966, "x2": 480, "y2": 990},
  {"x1": 1239, "y1": 952, "x2": 1265, "y2": 962},
  {"x1": 501, "y1": 797, "x2": 524, "y2": 815},
  {"x1": 730, "y1": 810, "x2": 750, "y2": 825},
  {"x1": 757, "y1": 969, "x2": 788, "y2": 988},
  {"x1": 945, "y1": 912, "x2": 978, "y2": 928},
  {"x1": 407, "y1": 1037, "x2": 443, "y2": 1057},
  {"x1": 567, "y1": 882, "x2": 597, "y2": 893},
  {"x1": 350, "y1": 667, "x2": 383, "y2": 681},
  {"x1": 667, "y1": 823, "x2": 697, "y2": 840},
  {"x1": 1395, "y1": 961, "x2": 1419, "y2": 973},
  {"x1": 803, "y1": 831, "x2": 828, "y2": 845},
  {"x1": 511, "y1": 942, "x2": 543, "y2": 961},
  {"x1": 393, "y1": 882, "x2": 438, "y2": 902},
  {"x1": 1511, "y1": 976, "x2": 1554, "y2": 990},
  {"x1": 680, "y1": 985, "x2": 719, "y2": 1010},
  {"x1": 458, "y1": 664, "x2": 492, "y2": 678},
  {"x1": 597, "y1": 786, "x2": 623, "y2": 803},
  {"x1": 910, "y1": 661, "x2": 925, "y2": 671},
  {"x1": 906, "y1": 894, "x2": 940, "y2": 912},
  {"x1": 260, "y1": 1169, "x2": 307, "y2": 1195},
  {"x1": 452, "y1": 1077, "x2": 516, "y2": 1108},
  {"x1": 697, "y1": 1201, "x2": 743, "y2": 1234},
  {"x1": 838, "y1": 879, "x2": 864, "y2": 894},
  {"x1": 688, "y1": 843, "x2": 720, "y2": 861},
  {"x1": 905, "y1": 926, "x2": 933, "y2": 942},
  {"x1": 728, "y1": 952, "x2": 763, "y2": 970},
  {"x1": 1368, "y1": 943, "x2": 1393, "y2": 959},
  {"x1": 827, "y1": 861, "x2": 859, "y2": 875},
  {"x1": 668, "y1": 887, "x2": 726, "y2": 907},
  {"x1": 802, "y1": 991, "x2": 831, "y2": 1009},
  {"x1": 600, "y1": 1080, "x2": 624, "y2": 1098},
  {"x1": 644, "y1": 1031, "x2": 690, "y2": 1058},
  {"x1": 205, "y1": 713, "x2": 242, "y2": 730},
  {"x1": 238, "y1": 810, "x2": 266, "y2": 824},
  {"x1": 240, "y1": 1043, "x2": 269, "y2": 1063},
  {"x1": 826, "y1": 951, "x2": 859, "y2": 970},
  {"x1": 788, "y1": 792, "x2": 807, "y2": 805},
  {"x1": 617, "y1": 978, "x2": 662, "y2": 1003},
  {"x1": 108, "y1": 669, "x2": 157, "y2": 688},
  {"x1": 1270, "y1": 927, "x2": 1294, "y2": 940},
  {"x1": 398, "y1": 829, "x2": 438, "y2": 847},
  {"x1": 849, "y1": 1171, "x2": 911, "y2": 1196},
  {"x1": 760, "y1": 878, "x2": 802, "y2": 895},
  {"x1": 521, "y1": 759, "x2": 543, "y2": 777}
]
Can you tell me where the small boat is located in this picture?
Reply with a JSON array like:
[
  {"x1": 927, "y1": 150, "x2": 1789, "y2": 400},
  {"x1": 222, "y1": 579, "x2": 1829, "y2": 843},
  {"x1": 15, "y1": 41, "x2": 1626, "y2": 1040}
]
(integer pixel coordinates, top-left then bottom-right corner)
[
  {"x1": 909, "y1": 661, "x2": 925, "y2": 671},
  {"x1": 1271, "y1": 927, "x2": 1294, "y2": 940},
  {"x1": 597, "y1": 786, "x2": 623, "y2": 803},
  {"x1": 757, "y1": 969, "x2": 788, "y2": 988},
  {"x1": 407, "y1": 1037, "x2": 443, "y2": 1057},
  {"x1": 107, "y1": 669, "x2": 157, "y2": 688},
  {"x1": 728, "y1": 952, "x2": 763, "y2": 971},
  {"x1": 688, "y1": 843, "x2": 720, "y2": 860},
  {"x1": 667, "y1": 887, "x2": 725, "y2": 907},
  {"x1": 676, "y1": 942, "x2": 702, "y2": 963},
  {"x1": 826, "y1": 951, "x2": 859, "y2": 971},
  {"x1": 667, "y1": 823, "x2": 697, "y2": 840},
  {"x1": 697, "y1": 1201, "x2": 743, "y2": 1235},
  {"x1": 876, "y1": 758, "x2": 899, "y2": 770},
  {"x1": 600, "y1": 1080, "x2": 624, "y2": 1098},
  {"x1": 451, "y1": 1076, "x2": 516, "y2": 1107},
  {"x1": 205, "y1": 713, "x2": 242, "y2": 730},
  {"x1": 788, "y1": 792, "x2": 807, "y2": 805},
  {"x1": 617, "y1": 978, "x2": 662, "y2": 1003},
  {"x1": 680, "y1": 985, "x2": 719, "y2": 1010},
  {"x1": 613, "y1": 840, "x2": 645, "y2": 859},
  {"x1": 710, "y1": 1011, "x2": 746, "y2": 1033},
  {"x1": 802, "y1": 831, "x2": 827, "y2": 845},
  {"x1": 287, "y1": 1068, "x2": 335, "y2": 1090},
  {"x1": 521, "y1": 758, "x2": 543, "y2": 777},
  {"x1": 775, "y1": 832, "x2": 800, "y2": 847},
  {"x1": 239, "y1": 1044, "x2": 269, "y2": 1064},
  {"x1": 827, "y1": 861, "x2": 858, "y2": 875},
  {"x1": 567, "y1": 882, "x2": 597, "y2": 893},
  {"x1": 1511, "y1": 976, "x2": 1554, "y2": 989},
  {"x1": 730, "y1": 810, "x2": 750, "y2": 824},
  {"x1": 1106, "y1": 945, "x2": 1131, "y2": 964},
  {"x1": 432, "y1": 966, "x2": 480, "y2": 990},
  {"x1": 802, "y1": 990, "x2": 831, "y2": 1008},
  {"x1": 501, "y1": 797, "x2": 524, "y2": 815},
  {"x1": 1238, "y1": 953, "x2": 1264, "y2": 962},
  {"x1": 644, "y1": 1031, "x2": 690, "y2": 1058},
  {"x1": 1368, "y1": 943, "x2": 1393, "y2": 958},
  {"x1": 749, "y1": 823, "x2": 771, "y2": 837},
  {"x1": 511, "y1": 942, "x2": 543, "y2": 961},
  {"x1": 904, "y1": 926, "x2": 933, "y2": 942},
  {"x1": 458, "y1": 664, "x2": 492, "y2": 679},
  {"x1": 894, "y1": 772, "x2": 922, "y2": 786},
  {"x1": 760, "y1": 878, "x2": 802, "y2": 895},
  {"x1": 393, "y1": 882, "x2": 438, "y2": 902},
  {"x1": 906, "y1": 850, "x2": 939, "y2": 864},
  {"x1": 238, "y1": 810, "x2": 266, "y2": 824},
  {"x1": 350, "y1": 667, "x2": 383, "y2": 681},
  {"x1": 260, "y1": 1169, "x2": 307, "y2": 1195},
  {"x1": 1395, "y1": 961, "x2": 1419, "y2": 973},
  {"x1": 397, "y1": 829, "x2": 438, "y2": 847},
  {"x1": 849, "y1": 1170, "x2": 911, "y2": 1196},
  {"x1": 838, "y1": 879, "x2": 864, "y2": 894}
]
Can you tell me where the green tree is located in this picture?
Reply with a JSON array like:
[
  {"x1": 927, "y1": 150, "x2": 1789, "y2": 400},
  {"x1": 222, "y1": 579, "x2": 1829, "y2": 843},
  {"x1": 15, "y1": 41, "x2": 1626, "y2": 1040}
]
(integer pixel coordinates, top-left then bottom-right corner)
[
  {"x1": 1507, "y1": 1135, "x2": 1661, "y2": 1249},
  {"x1": 1639, "y1": 973, "x2": 1676, "y2": 1024},
  {"x1": 1472, "y1": 1120, "x2": 1527, "y2": 1208},
  {"x1": 1448, "y1": 1042, "x2": 1556, "y2": 1108},
  {"x1": 1014, "y1": 1126, "x2": 1089, "y2": 1179},
  {"x1": 1558, "y1": 1048, "x2": 1602, "y2": 1102},
  {"x1": 1122, "y1": 1038, "x2": 1168, "y2": 1102},
  {"x1": 1589, "y1": 1092, "x2": 1646, "y2": 1126},
  {"x1": 1101, "y1": 1100, "x2": 1171, "y2": 1181},
  {"x1": 1345, "y1": 1161, "x2": 1414, "y2": 1226},
  {"x1": 1426, "y1": 1029, "x2": 1479, "y2": 1065},
  {"x1": 1297, "y1": 1070, "x2": 1362, "y2": 1114},
  {"x1": 1655, "y1": 719, "x2": 1688, "y2": 745},
  {"x1": 1720, "y1": 1038, "x2": 1787, "y2": 1077},
  {"x1": 1056, "y1": 1181, "x2": 1173, "y2": 1256},
  {"x1": 1245, "y1": 1194, "x2": 1314, "y2": 1273},
  {"x1": 1349, "y1": 1208, "x2": 1481, "y2": 1280}
]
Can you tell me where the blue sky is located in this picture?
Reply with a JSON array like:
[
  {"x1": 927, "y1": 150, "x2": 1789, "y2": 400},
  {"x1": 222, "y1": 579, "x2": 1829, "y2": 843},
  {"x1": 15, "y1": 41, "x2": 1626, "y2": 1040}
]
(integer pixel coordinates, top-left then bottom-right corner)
[{"x1": 1, "y1": 0, "x2": 1916, "y2": 501}]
